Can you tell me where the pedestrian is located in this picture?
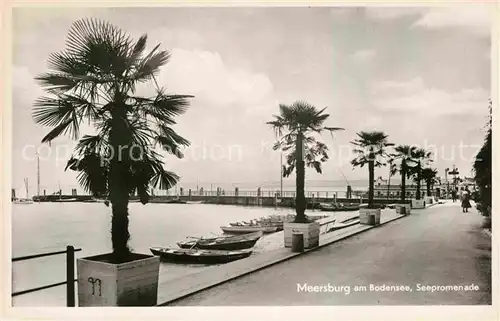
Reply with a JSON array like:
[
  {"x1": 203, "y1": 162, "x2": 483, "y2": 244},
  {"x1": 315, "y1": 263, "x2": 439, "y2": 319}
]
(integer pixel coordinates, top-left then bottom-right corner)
[
  {"x1": 451, "y1": 189, "x2": 457, "y2": 203},
  {"x1": 461, "y1": 188, "x2": 472, "y2": 213}
]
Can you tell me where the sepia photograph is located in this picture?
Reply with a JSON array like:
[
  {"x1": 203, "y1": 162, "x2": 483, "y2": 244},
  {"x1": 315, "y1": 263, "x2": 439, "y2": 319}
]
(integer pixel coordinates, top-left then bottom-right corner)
[{"x1": 4, "y1": 2, "x2": 495, "y2": 317}]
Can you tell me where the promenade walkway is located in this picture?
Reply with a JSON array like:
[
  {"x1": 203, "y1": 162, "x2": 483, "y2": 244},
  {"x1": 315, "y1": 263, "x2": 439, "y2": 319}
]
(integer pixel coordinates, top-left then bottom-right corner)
[{"x1": 168, "y1": 201, "x2": 491, "y2": 306}]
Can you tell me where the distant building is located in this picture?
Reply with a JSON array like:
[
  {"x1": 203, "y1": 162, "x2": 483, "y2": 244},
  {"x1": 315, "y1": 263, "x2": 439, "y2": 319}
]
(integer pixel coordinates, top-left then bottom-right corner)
[{"x1": 372, "y1": 176, "x2": 437, "y2": 199}]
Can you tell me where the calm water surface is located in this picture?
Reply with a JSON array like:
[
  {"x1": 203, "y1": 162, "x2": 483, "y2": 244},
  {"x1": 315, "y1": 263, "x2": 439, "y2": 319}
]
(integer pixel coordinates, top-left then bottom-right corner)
[{"x1": 12, "y1": 202, "x2": 326, "y2": 306}]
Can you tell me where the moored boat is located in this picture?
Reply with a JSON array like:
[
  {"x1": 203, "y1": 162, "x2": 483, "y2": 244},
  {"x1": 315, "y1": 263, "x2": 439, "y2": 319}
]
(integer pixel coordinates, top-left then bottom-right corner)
[
  {"x1": 220, "y1": 225, "x2": 279, "y2": 234},
  {"x1": 12, "y1": 198, "x2": 34, "y2": 204},
  {"x1": 318, "y1": 203, "x2": 360, "y2": 212},
  {"x1": 53, "y1": 198, "x2": 80, "y2": 203},
  {"x1": 177, "y1": 231, "x2": 263, "y2": 250},
  {"x1": 165, "y1": 199, "x2": 187, "y2": 204},
  {"x1": 150, "y1": 247, "x2": 253, "y2": 264},
  {"x1": 326, "y1": 218, "x2": 360, "y2": 233}
]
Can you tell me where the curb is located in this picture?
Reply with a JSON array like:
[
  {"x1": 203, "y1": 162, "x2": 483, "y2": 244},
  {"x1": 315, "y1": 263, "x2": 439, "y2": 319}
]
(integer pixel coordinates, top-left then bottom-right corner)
[{"x1": 158, "y1": 212, "x2": 407, "y2": 306}]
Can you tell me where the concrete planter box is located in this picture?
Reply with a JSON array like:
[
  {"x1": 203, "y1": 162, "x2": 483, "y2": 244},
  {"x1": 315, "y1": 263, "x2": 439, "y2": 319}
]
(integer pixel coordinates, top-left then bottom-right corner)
[
  {"x1": 77, "y1": 253, "x2": 160, "y2": 307},
  {"x1": 395, "y1": 204, "x2": 411, "y2": 215},
  {"x1": 424, "y1": 196, "x2": 434, "y2": 205},
  {"x1": 284, "y1": 221, "x2": 320, "y2": 249},
  {"x1": 359, "y1": 208, "x2": 381, "y2": 226},
  {"x1": 411, "y1": 199, "x2": 426, "y2": 209}
]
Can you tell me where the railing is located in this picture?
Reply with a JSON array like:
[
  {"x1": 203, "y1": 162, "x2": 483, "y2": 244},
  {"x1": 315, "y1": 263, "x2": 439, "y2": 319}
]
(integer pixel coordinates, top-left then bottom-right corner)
[{"x1": 12, "y1": 245, "x2": 81, "y2": 307}]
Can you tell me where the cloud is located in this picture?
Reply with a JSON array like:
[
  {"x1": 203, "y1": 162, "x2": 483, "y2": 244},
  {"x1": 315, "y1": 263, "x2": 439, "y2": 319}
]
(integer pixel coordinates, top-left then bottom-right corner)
[
  {"x1": 412, "y1": 6, "x2": 492, "y2": 36},
  {"x1": 364, "y1": 6, "x2": 491, "y2": 37},
  {"x1": 370, "y1": 77, "x2": 489, "y2": 116},
  {"x1": 147, "y1": 48, "x2": 275, "y2": 114},
  {"x1": 352, "y1": 49, "x2": 377, "y2": 62},
  {"x1": 143, "y1": 28, "x2": 205, "y2": 50},
  {"x1": 364, "y1": 7, "x2": 427, "y2": 20}
]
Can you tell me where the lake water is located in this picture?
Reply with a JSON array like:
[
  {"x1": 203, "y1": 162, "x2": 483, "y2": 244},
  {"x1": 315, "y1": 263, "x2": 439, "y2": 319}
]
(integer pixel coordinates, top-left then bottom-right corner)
[{"x1": 11, "y1": 202, "x2": 333, "y2": 306}]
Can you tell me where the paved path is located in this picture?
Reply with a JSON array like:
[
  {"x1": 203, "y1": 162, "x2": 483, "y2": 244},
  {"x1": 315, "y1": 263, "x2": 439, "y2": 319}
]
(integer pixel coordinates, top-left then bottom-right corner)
[{"x1": 169, "y1": 201, "x2": 491, "y2": 305}]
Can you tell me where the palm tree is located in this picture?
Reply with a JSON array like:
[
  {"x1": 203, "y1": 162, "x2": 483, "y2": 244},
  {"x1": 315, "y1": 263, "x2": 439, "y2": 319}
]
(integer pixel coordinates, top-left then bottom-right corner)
[
  {"x1": 393, "y1": 145, "x2": 418, "y2": 202},
  {"x1": 385, "y1": 156, "x2": 398, "y2": 199},
  {"x1": 408, "y1": 148, "x2": 433, "y2": 200},
  {"x1": 350, "y1": 131, "x2": 393, "y2": 208},
  {"x1": 267, "y1": 101, "x2": 344, "y2": 223},
  {"x1": 421, "y1": 168, "x2": 438, "y2": 197},
  {"x1": 32, "y1": 19, "x2": 193, "y2": 263}
]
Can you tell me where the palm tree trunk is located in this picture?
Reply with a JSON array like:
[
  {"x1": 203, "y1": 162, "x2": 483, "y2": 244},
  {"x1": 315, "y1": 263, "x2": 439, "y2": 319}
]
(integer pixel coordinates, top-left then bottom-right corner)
[
  {"x1": 401, "y1": 161, "x2": 406, "y2": 202},
  {"x1": 416, "y1": 162, "x2": 422, "y2": 200},
  {"x1": 368, "y1": 160, "x2": 374, "y2": 207},
  {"x1": 295, "y1": 132, "x2": 307, "y2": 223},
  {"x1": 109, "y1": 108, "x2": 132, "y2": 262},
  {"x1": 426, "y1": 180, "x2": 432, "y2": 196}
]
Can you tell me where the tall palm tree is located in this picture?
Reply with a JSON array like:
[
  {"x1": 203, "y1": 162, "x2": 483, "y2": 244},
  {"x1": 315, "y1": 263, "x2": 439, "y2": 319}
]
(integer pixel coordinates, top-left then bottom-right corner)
[
  {"x1": 386, "y1": 156, "x2": 398, "y2": 199},
  {"x1": 393, "y1": 145, "x2": 418, "y2": 202},
  {"x1": 267, "y1": 101, "x2": 344, "y2": 223},
  {"x1": 350, "y1": 131, "x2": 393, "y2": 208},
  {"x1": 32, "y1": 19, "x2": 193, "y2": 263},
  {"x1": 421, "y1": 168, "x2": 439, "y2": 197},
  {"x1": 409, "y1": 148, "x2": 433, "y2": 200}
]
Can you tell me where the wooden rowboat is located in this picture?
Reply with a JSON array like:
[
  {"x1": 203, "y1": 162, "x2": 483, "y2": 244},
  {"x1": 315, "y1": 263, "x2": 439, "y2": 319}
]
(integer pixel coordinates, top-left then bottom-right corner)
[
  {"x1": 150, "y1": 247, "x2": 252, "y2": 264},
  {"x1": 177, "y1": 231, "x2": 263, "y2": 250},
  {"x1": 220, "y1": 225, "x2": 279, "y2": 234},
  {"x1": 319, "y1": 203, "x2": 360, "y2": 212}
]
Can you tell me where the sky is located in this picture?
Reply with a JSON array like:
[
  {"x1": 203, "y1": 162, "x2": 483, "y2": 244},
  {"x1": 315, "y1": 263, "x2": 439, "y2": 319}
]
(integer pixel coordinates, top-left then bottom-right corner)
[{"x1": 11, "y1": 5, "x2": 493, "y2": 195}]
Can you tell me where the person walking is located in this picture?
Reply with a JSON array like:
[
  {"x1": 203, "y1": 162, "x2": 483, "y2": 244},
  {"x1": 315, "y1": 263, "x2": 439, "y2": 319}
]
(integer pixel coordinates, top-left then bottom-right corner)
[
  {"x1": 461, "y1": 187, "x2": 472, "y2": 213},
  {"x1": 451, "y1": 189, "x2": 457, "y2": 203}
]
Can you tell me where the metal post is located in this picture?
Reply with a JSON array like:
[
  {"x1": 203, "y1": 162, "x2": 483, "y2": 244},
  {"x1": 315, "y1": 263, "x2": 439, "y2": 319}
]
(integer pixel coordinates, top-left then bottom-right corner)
[
  {"x1": 280, "y1": 152, "x2": 283, "y2": 198},
  {"x1": 37, "y1": 153, "x2": 40, "y2": 199},
  {"x1": 66, "y1": 245, "x2": 75, "y2": 307}
]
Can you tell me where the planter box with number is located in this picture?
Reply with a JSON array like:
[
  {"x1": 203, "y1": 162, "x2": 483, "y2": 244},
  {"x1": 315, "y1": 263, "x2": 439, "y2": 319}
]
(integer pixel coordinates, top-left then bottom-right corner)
[
  {"x1": 411, "y1": 199, "x2": 426, "y2": 209},
  {"x1": 395, "y1": 204, "x2": 411, "y2": 215},
  {"x1": 284, "y1": 221, "x2": 320, "y2": 249},
  {"x1": 359, "y1": 208, "x2": 381, "y2": 225},
  {"x1": 77, "y1": 253, "x2": 160, "y2": 307}
]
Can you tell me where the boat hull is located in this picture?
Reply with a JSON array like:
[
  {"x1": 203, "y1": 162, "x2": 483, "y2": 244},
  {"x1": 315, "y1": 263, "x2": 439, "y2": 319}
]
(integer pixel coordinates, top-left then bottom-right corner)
[
  {"x1": 150, "y1": 248, "x2": 252, "y2": 264},
  {"x1": 220, "y1": 226, "x2": 279, "y2": 234},
  {"x1": 177, "y1": 238, "x2": 260, "y2": 250},
  {"x1": 319, "y1": 204, "x2": 360, "y2": 212},
  {"x1": 12, "y1": 199, "x2": 34, "y2": 204}
]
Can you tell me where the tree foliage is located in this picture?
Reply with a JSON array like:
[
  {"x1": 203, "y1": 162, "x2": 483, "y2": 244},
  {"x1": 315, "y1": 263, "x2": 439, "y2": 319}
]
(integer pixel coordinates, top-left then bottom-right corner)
[
  {"x1": 267, "y1": 101, "x2": 343, "y2": 222},
  {"x1": 33, "y1": 19, "x2": 192, "y2": 201},
  {"x1": 473, "y1": 100, "x2": 492, "y2": 218},
  {"x1": 350, "y1": 131, "x2": 393, "y2": 207}
]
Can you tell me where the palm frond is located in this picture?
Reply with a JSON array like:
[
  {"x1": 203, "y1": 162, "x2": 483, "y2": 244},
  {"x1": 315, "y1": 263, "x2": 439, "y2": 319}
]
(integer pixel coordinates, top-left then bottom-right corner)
[
  {"x1": 150, "y1": 168, "x2": 180, "y2": 190},
  {"x1": 66, "y1": 152, "x2": 109, "y2": 197},
  {"x1": 129, "y1": 45, "x2": 170, "y2": 83},
  {"x1": 350, "y1": 131, "x2": 392, "y2": 168}
]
